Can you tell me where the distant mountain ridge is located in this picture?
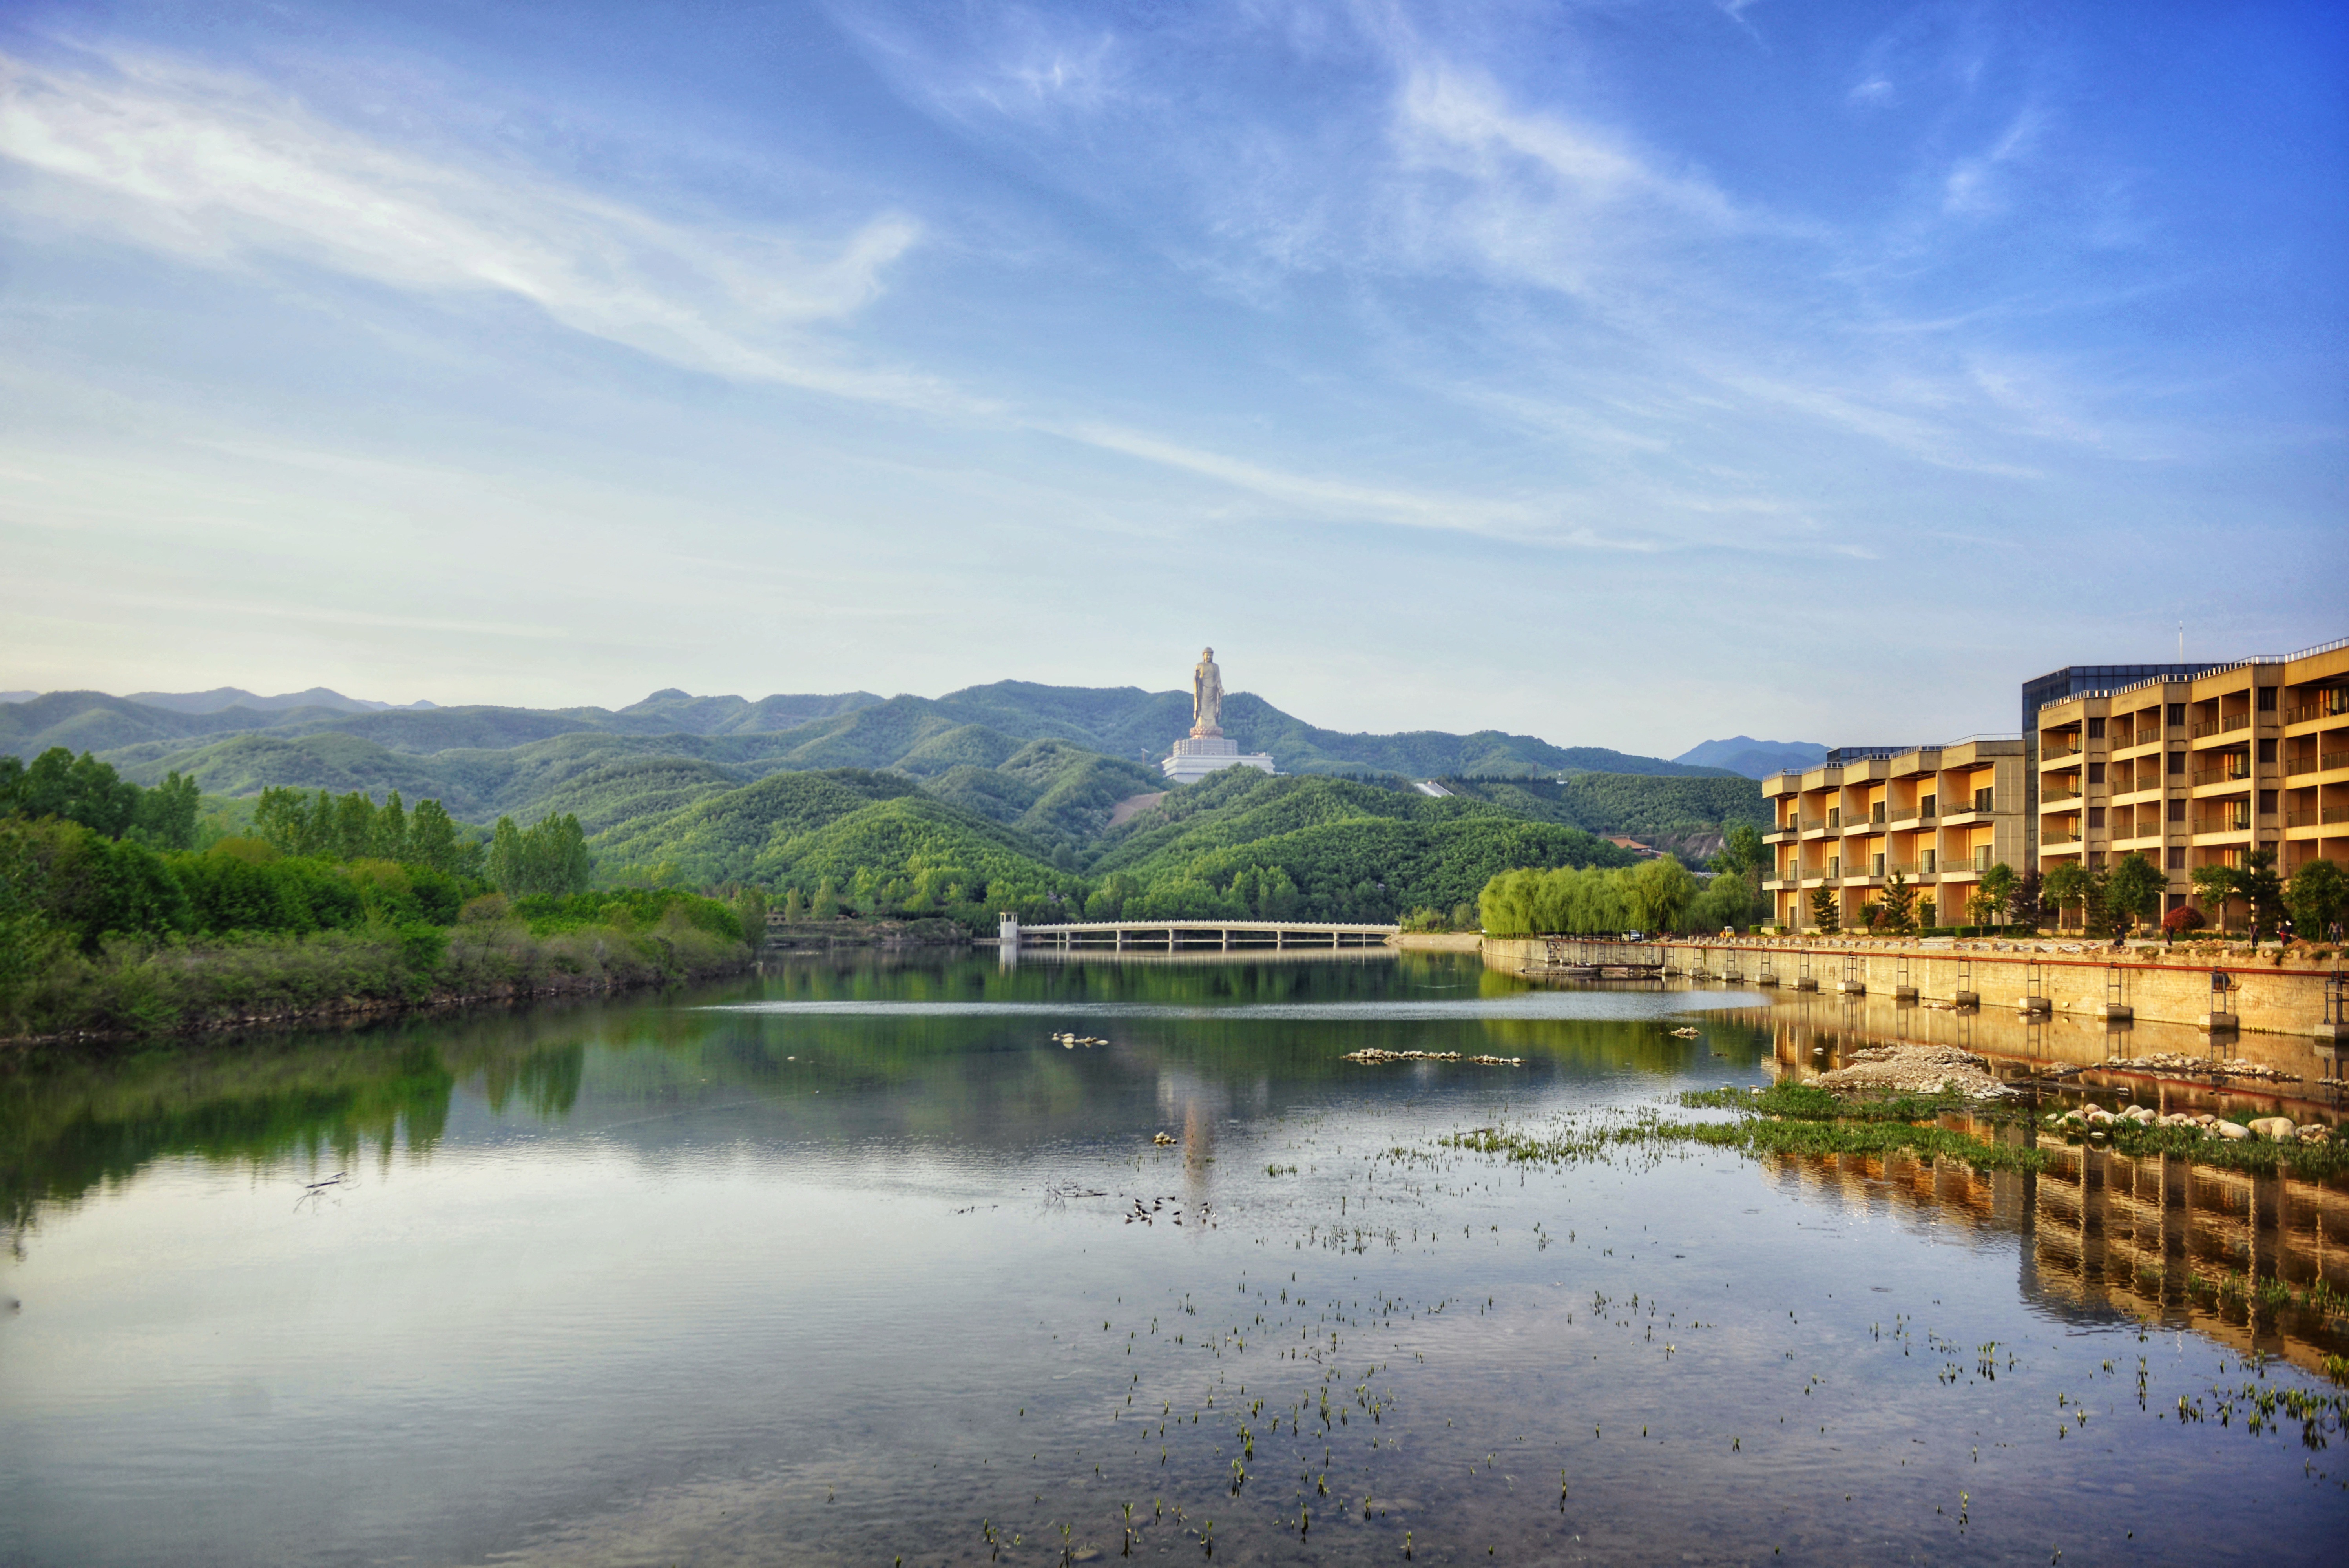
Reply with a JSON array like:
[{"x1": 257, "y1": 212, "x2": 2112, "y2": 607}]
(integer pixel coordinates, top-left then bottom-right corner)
[
  {"x1": 3, "y1": 681, "x2": 1740, "y2": 783},
  {"x1": 1672, "y1": 736, "x2": 1827, "y2": 779},
  {"x1": 122, "y1": 686, "x2": 439, "y2": 715}
]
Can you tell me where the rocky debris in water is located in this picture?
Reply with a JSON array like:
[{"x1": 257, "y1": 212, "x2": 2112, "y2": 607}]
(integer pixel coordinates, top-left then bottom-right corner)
[
  {"x1": 1342, "y1": 1049, "x2": 1524, "y2": 1067},
  {"x1": 1054, "y1": 1032, "x2": 1108, "y2": 1049},
  {"x1": 1152, "y1": 1132, "x2": 1176, "y2": 1146},
  {"x1": 2110, "y1": 1053, "x2": 2298, "y2": 1082},
  {"x1": 2044, "y1": 1106, "x2": 2332, "y2": 1143},
  {"x1": 1668, "y1": 1027, "x2": 1701, "y2": 1039},
  {"x1": 1814, "y1": 1044, "x2": 2012, "y2": 1100}
]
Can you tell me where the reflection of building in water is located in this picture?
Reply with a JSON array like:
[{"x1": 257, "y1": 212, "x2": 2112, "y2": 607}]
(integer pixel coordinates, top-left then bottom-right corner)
[
  {"x1": 1746, "y1": 988, "x2": 2336, "y2": 1124},
  {"x1": 1758, "y1": 1135, "x2": 2348, "y2": 1375},
  {"x1": 1743, "y1": 1000, "x2": 2349, "y2": 1376}
]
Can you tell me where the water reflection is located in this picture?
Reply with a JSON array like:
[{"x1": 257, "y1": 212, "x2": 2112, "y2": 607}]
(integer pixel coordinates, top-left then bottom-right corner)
[{"x1": 2, "y1": 951, "x2": 2344, "y2": 1567}]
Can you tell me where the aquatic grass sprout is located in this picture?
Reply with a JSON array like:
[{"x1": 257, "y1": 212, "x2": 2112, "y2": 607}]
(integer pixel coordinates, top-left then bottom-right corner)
[{"x1": 1440, "y1": 1089, "x2": 2049, "y2": 1175}]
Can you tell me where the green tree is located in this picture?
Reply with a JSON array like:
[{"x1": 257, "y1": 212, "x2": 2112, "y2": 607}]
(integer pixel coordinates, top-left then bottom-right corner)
[
  {"x1": 1629, "y1": 855, "x2": 1696, "y2": 933},
  {"x1": 782, "y1": 886, "x2": 807, "y2": 922},
  {"x1": 371, "y1": 790, "x2": 410, "y2": 862},
  {"x1": 2238, "y1": 849, "x2": 2285, "y2": 942},
  {"x1": 1808, "y1": 885, "x2": 1840, "y2": 935},
  {"x1": 1979, "y1": 862, "x2": 2019, "y2": 930},
  {"x1": 487, "y1": 813, "x2": 592, "y2": 897},
  {"x1": 1878, "y1": 869, "x2": 1916, "y2": 935},
  {"x1": 1712, "y1": 825, "x2": 1764, "y2": 881},
  {"x1": 730, "y1": 884, "x2": 768, "y2": 947},
  {"x1": 0, "y1": 748, "x2": 140, "y2": 837},
  {"x1": 2104, "y1": 852, "x2": 2164, "y2": 937},
  {"x1": 812, "y1": 879, "x2": 840, "y2": 920},
  {"x1": 2007, "y1": 866, "x2": 2046, "y2": 932},
  {"x1": 2188, "y1": 862, "x2": 2240, "y2": 932},
  {"x1": 331, "y1": 792, "x2": 374, "y2": 862},
  {"x1": 408, "y1": 799, "x2": 464, "y2": 874},
  {"x1": 130, "y1": 770, "x2": 202, "y2": 850},
  {"x1": 2042, "y1": 862, "x2": 2092, "y2": 929},
  {"x1": 2286, "y1": 858, "x2": 2347, "y2": 941}
]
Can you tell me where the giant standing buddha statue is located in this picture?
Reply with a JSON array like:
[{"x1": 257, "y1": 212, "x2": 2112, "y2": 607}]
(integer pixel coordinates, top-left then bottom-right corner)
[{"x1": 1160, "y1": 646, "x2": 1276, "y2": 785}]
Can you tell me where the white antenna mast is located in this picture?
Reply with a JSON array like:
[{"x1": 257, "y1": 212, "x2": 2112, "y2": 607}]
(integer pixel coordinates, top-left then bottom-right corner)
[{"x1": 2177, "y1": 621, "x2": 2183, "y2": 661}]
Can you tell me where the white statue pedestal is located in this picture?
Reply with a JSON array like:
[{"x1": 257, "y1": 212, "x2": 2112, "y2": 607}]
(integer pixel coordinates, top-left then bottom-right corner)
[{"x1": 1161, "y1": 733, "x2": 1275, "y2": 785}]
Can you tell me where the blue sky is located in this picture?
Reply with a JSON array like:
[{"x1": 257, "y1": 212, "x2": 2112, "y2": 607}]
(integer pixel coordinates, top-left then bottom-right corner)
[{"x1": 1, "y1": 0, "x2": 2342, "y2": 755}]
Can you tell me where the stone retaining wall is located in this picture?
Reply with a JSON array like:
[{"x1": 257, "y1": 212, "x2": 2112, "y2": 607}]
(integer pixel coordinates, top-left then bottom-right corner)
[{"x1": 1480, "y1": 936, "x2": 2340, "y2": 1037}]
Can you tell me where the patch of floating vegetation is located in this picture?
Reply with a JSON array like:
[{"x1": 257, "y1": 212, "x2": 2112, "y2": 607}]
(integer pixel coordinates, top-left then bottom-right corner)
[{"x1": 1439, "y1": 1082, "x2": 2047, "y2": 1174}]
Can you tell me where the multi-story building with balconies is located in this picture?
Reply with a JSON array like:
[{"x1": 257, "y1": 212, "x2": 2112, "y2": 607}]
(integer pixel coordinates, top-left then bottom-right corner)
[
  {"x1": 1761, "y1": 736, "x2": 2027, "y2": 932},
  {"x1": 2030, "y1": 637, "x2": 2349, "y2": 925}
]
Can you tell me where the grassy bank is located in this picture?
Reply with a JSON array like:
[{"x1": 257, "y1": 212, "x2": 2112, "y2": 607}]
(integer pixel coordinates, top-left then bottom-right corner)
[{"x1": 2, "y1": 906, "x2": 753, "y2": 1042}]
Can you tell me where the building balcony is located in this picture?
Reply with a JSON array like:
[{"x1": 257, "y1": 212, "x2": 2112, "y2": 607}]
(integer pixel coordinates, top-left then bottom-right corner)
[
  {"x1": 1764, "y1": 824, "x2": 1799, "y2": 840},
  {"x1": 2284, "y1": 805, "x2": 2349, "y2": 829},
  {"x1": 2041, "y1": 744, "x2": 2082, "y2": 763},
  {"x1": 2044, "y1": 788, "x2": 2081, "y2": 805},
  {"x1": 2191, "y1": 768, "x2": 2253, "y2": 787},
  {"x1": 2043, "y1": 831, "x2": 2081, "y2": 847},
  {"x1": 2284, "y1": 692, "x2": 2349, "y2": 726}
]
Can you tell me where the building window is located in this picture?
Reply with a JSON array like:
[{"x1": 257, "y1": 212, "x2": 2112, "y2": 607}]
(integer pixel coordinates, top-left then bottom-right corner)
[
  {"x1": 2258, "y1": 738, "x2": 2276, "y2": 763},
  {"x1": 2088, "y1": 717, "x2": 2105, "y2": 739},
  {"x1": 2257, "y1": 686, "x2": 2277, "y2": 712},
  {"x1": 2089, "y1": 807, "x2": 2105, "y2": 829},
  {"x1": 2167, "y1": 703, "x2": 2185, "y2": 726},
  {"x1": 2089, "y1": 851, "x2": 2105, "y2": 870},
  {"x1": 2259, "y1": 790, "x2": 2277, "y2": 814},
  {"x1": 2168, "y1": 798, "x2": 2185, "y2": 821},
  {"x1": 2168, "y1": 750, "x2": 2184, "y2": 775},
  {"x1": 2166, "y1": 847, "x2": 2185, "y2": 870},
  {"x1": 1920, "y1": 792, "x2": 1936, "y2": 817},
  {"x1": 1973, "y1": 787, "x2": 1993, "y2": 812},
  {"x1": 2088, "y1": 761, "x2": 2105, "y2": 785}
]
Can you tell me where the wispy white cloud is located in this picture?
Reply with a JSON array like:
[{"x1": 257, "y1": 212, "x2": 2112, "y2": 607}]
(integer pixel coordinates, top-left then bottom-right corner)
[
  {"x1": 1942, "y1": 108, "x2": 2041, "y2": 216},
  {"x1": 0, "y1": 47, "x2": 972, "y2": 409},
  {"x1": 1059, "y1": 420, "x2": 1660, "y2": 549}
]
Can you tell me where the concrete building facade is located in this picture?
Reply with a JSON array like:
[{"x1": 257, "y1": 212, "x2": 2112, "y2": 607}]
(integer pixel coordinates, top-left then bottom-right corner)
[
  {"x1": 2031, "y1": 637, "x2": 2349, "y2": 925},
  {"x1": 1761, "y1": 737, "x2": 2027, "y2": 932}
]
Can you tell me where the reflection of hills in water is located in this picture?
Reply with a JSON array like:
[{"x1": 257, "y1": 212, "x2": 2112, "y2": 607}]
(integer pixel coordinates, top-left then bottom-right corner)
[
  {"x1": 4, "y1": 953, "x2": 1758, "y2": 1240},
  {"x1": 17, "y1": 951, "x2": 2341, "y2": 1382},
  {"x1": 0, "y1": 1013, "x2": 609, "y2": 1238}
]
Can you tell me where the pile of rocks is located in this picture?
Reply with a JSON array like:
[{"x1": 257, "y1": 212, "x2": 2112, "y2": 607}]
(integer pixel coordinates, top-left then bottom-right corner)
[
  {"x1": 2115, "y1": 1053, "x2": 2298, "y2": 1083},
  {"x1": 1814, "y1": 1044, "x2": 2012, "y2": 1101},
  {"x1": 2045, "y1": 1103, "x2": 2333, "y2": 1144},
  {"x1": 1342, "y1": 1048, "x2": 1523, "y2": 1067}
]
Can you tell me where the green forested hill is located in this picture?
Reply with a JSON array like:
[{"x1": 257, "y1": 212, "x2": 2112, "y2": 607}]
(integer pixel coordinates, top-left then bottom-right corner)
[
  {"x1": 748, "y1": 796, "x2": 1083, "y2": 904},
  {"x1": 588, "y1": 770, "x2": 923, "y2": 887},
  {"x1": 4, "y1": 679, "x2": 1767, "y2": 925},
  {"x1": 1080, "y1": 769, "x2": 1638, "y2": 921},
  {"x1": 1436, "y1": 774, "x2": 1770, "y2": 838}
]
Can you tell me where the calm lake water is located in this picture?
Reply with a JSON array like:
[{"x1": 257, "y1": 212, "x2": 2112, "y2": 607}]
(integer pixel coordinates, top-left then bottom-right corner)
[{"x1": 3, "y1": 950, "x2": 2344, "y2": 1566}]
